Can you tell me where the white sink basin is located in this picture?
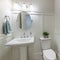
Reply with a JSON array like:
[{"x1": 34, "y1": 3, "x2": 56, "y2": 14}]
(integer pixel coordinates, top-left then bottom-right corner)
[
  {"x1": 6, "y1": 37, "x2": 34, "y2": 60},
  {"x1": 6, "y1": 37, "x2": 34, "y2": 46}
]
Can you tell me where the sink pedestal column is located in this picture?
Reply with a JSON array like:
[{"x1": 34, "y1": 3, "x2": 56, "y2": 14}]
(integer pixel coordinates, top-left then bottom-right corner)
[
  {"x1": 20, "y1": 46, "x2": 27, "y2": 60},
  {"x1": 12, "y1": 46, "x2": 27, "y2": 60}
]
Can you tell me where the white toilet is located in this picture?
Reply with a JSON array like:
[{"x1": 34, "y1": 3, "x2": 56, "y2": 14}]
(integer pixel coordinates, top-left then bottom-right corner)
[{"x1": 40, "y1": 38, "x2": 57, "y2": 60}]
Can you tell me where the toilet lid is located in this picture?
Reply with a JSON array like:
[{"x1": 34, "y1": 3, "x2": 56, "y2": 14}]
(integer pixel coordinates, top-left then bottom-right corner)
[{"x1": 43, "y1": 49, "x2": 56, "y2": 59}]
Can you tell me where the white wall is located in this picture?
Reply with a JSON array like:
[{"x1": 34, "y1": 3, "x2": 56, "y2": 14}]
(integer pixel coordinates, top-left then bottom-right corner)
[
  {"x1": 32, "y1": 0, "x2": 54, "y2": 13},
  {"x1": 0, "y1": 0, "x2": 12, "y2": 60},
  {"x1": 54, "y1": 0, "x2": 60, "y2": 60}
]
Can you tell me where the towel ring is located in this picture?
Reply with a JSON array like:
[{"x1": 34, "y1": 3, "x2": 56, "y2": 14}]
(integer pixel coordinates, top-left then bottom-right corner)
[{"x1": 5, "y1": 16, "x2": 10, "y2": 21}]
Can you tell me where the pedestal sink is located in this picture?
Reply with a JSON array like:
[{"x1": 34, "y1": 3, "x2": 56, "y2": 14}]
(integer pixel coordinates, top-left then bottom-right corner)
[{"x1": 6, "y1": 37, "x2": 34, "y2": 60}]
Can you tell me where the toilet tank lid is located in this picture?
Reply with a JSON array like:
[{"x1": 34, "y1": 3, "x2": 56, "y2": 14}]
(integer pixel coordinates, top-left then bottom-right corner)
[
  {"x1": 40, "y1": 37, "x2": 51, "y2": 41},
  {"x1": 43, "y1": 49, "x2": 56, "y2": 59}
]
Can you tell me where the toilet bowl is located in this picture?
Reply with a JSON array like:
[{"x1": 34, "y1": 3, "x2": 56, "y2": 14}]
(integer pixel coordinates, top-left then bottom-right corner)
[
  {"x1": 43, "y1": 49, "x2": 56, "y2": 60},
  {"x1": 40, "y1": 38, "x2": 57, "y2": 60}
]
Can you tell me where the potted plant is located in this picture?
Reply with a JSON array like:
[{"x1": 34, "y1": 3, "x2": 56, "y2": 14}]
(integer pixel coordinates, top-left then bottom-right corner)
[{"x1": 43, "y1": 32, "x2": 49, "y2": 38}]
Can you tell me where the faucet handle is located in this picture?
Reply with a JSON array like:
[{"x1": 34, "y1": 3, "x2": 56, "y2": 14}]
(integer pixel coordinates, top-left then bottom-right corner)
[
  {"x1": 23, "y1": 32, "x2": 25, "y2": 35},
  {"x1": 30, "y1": 32, "x2": 32, "y2": 35},
  {"x1": 23, "y1": 32, "x2": 25, "y2": 38},
  {"x1": 30, "y1": 32, "x2": 32, "y2": 37}
]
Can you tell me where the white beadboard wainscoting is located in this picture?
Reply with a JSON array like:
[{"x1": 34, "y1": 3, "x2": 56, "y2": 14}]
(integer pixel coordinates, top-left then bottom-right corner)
[
  {"x1": 54, "y1": 32, "x2": 60, "y2": 60},
  {"x1": 0, "y1": 34, "x2": 12, "y2": 60}
]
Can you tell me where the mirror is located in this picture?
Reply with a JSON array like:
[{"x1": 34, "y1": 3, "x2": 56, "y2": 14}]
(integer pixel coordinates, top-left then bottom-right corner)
[{"x1": 19, "y1": 11, "x2": 32, "y2": 30}]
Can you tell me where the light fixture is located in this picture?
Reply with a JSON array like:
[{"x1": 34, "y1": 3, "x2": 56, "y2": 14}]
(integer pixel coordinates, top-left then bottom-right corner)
[
  {"x1": 12, "y1": 0, "x2": 36, "y2": 11},
  {"x1": 20, "y1": 0, "x2": 32, "y2": 11}
]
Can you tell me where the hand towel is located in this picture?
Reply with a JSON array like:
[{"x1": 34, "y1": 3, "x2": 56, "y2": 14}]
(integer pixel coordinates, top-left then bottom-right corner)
[{"x1": 2, "y1": 20, "x2": 11, "y2": 35}]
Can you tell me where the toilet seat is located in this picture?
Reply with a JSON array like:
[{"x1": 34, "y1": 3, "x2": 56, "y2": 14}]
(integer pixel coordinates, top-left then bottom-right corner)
[{"x1": 43, "y1": 49, "x2": 56, "y2": 60}]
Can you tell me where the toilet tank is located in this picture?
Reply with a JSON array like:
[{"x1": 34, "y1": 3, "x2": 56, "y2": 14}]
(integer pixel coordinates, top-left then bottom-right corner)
[{"x1": 40, "y1": 38, "x2": 51, "y2": 50}]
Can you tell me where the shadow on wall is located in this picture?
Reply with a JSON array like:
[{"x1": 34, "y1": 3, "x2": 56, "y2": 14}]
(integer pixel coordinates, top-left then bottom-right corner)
[
  {"x1": 51, "y1": 39, "x2": 58, "y2": 55},
  {"x1": 51, "y1": 38, "x2": 59, "y2": 60}
]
